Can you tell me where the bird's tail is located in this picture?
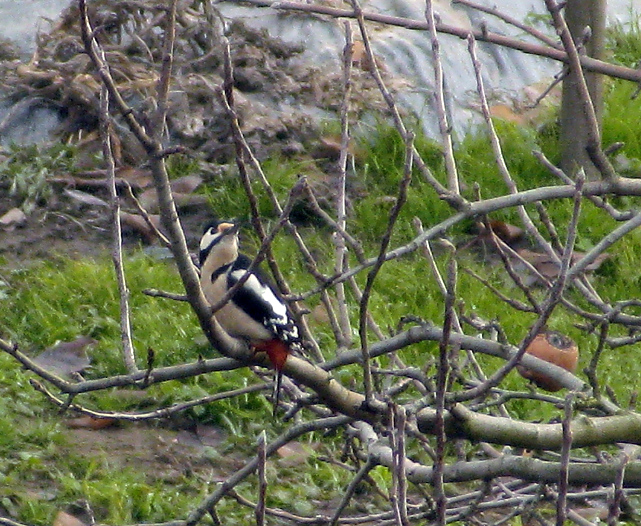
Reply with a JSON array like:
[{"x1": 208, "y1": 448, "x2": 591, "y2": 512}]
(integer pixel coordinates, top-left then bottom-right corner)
[
  {"x1": 253, "y1": 339, "x2": 290, "y2": 415},
  {"x1": 273, "y1": 369, "x2": 283, "y2": 418}
]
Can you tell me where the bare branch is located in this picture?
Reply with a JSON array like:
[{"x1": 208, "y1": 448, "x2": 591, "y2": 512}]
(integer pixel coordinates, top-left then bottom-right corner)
[
  {"x1": 426, "y1": 0, "x2": 459, "y2": 194},
  {"x1": 229, "y1": 0, "x2": 641, "y2": 83},
  {"x1": 452, "y1": 0, "x2": 561, "y2": 48},
  {"x1": 185, "y1": 416, "x2": 351, "y2": 526}
]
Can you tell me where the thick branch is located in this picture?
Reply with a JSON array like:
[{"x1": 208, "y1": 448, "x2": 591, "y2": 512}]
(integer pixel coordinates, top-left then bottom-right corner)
[{"x1": 417, "y1": 404, "x2": 641, "y2": 449}]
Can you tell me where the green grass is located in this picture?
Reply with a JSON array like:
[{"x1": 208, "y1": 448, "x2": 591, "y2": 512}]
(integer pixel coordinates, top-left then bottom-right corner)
[
  {"x1": 0, "y1": 143, "x2": 78, "y2": 214},
  {"x1": 2, "y1": 113, "x2": 641, "y2": 524},
  {"x1": 3, "y1": 16, "x2": 641, "y2": 525}
]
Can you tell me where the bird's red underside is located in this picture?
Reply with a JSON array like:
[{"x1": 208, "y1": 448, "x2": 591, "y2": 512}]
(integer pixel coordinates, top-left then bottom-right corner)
[{"x1": 253, "y1": 339, "x2": 289, "y2": 371}]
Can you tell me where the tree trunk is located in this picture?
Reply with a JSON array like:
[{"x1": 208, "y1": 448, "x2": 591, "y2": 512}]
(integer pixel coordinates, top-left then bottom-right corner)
[{"x1": 559, "y1": 0, "x2": 606, "y2": 179}]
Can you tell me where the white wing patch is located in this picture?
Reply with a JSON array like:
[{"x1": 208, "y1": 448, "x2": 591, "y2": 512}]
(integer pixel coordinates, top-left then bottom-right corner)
[
  {"x1": 229, "y1": 268, "x2": 300, "y2": 347},
  {"x1": 230, "y1": 270, "x2": 287, "y2": 317}
]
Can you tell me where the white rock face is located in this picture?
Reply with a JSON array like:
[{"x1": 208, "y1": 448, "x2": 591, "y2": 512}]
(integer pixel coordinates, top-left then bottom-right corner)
[
  {"x1": 1, "y1": 0, "x2": 640, "y2": 140},
  {"x1": 215, "y1": 0, "x2": 641, "y2": 135}
]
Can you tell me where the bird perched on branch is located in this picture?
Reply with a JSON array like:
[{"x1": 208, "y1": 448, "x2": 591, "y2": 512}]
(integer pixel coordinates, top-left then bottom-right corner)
[
  {"x1": 516, "y1": 330, "x2": 579, "y2": 392},
  {"x1": 199, "y1": 220, "x2": 302, "y2": 414}
]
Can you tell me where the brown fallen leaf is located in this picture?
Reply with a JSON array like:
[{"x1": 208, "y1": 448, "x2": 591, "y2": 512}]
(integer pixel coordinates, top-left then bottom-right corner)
[
  {"x1": 351, "y1": 40, "x2": 382, "y2": 71},
  {"x1": 117, "y1": 166, "x2": 153, "y2": 188},
  {"x1": 276, "y1": 441, "x2": 312, "y2": 467},
  {"x1": 459, "y1": 220, "x2": 527, "y2": 255},
  {"x1": 514, "y1": 248, "x2": 609, "y2": 285},
  {"x1": 66, "y1": 415, "x2": 118, "y2": 430},
  {"x1": 64, "y1": 189, "x2": 109, "y2": 208},
  {"x1": 33, "y1": 336, "x2": 96, "y2": 377},
  {"x1": 53, "y1": 510, "x2": 88, "y2": 526}
]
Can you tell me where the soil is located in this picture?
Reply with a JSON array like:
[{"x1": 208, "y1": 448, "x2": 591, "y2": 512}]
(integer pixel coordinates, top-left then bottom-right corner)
[{"x1": 0, "y1": 187, "x2": 211, "y2": 266}]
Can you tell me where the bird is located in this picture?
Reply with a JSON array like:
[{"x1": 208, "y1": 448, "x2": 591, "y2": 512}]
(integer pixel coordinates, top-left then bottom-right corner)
[
  {"x1": 199, "y1": 219, "x2": 302, "y2": 414},
  {"x1": 516, "y1": 330, "x2": 579, "y2": 392}
]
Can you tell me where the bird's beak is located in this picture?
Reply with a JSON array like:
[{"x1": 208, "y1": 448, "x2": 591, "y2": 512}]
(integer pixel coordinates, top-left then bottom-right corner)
[{"x1": 217, "y1": 222, "x2": 240, "y2": 237}]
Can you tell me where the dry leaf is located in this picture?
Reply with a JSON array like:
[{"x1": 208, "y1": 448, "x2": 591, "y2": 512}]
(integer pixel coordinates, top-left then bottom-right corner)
[
  {"x1": 276, "y1": 442, "x2": 311, "y2": 466},
  {"x1": 33, "y1": 336, "x2": 96, "y2": 377},
  {"x1": 117, "y1": 166, "x2": 153, "y2": 188},
  {"x1": 66, "y1": 416, "x2": 117, "y2": 430},
  {"x1": 514, "y1": 248, "x2": 609, "y2": 285},
  {"x1": 120, "y1": 211, "x2": 162, "y2": 244},
  {"x1": 64, "y1": 189, "x2": 109, "y2": 208},
  {"x1": 53, "y1": 511, "x2": 87, "y2": 526}
]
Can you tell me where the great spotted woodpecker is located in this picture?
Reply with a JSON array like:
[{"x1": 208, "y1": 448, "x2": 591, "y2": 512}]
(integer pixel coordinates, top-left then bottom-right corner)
[{"x1": 199, "y1": 220, "x2": 302, "y2": 413}]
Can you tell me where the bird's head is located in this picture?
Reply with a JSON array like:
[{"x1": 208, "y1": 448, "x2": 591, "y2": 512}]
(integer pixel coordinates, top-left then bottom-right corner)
[{"x1": 199, "y1": 220, "x2": 240, "y2": 267}]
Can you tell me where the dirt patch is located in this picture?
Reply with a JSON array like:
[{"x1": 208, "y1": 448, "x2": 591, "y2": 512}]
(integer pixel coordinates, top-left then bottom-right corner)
[
  {"x1": 60, "y1": 422, "x2": 231, "y2": 483},
  {"x1": 0, "y1": 188, "x2": 212, "y2": 267}
]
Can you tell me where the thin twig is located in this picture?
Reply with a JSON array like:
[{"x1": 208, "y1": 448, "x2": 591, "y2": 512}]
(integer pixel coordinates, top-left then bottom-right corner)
[
  {"x1": 426, "y1": 0, "x2": 459, "y2": 194},
  {"x1": 78, "y1": 0, "x2": 155, "y2": 153},
  {"x1": 533, "y1": 150, "x2": 633, "y2": 220},
  {"x1": 434, "y1": 254, "x2": 457, "y2": 526},
  {"x1": 585, "y1": 322, "x2": 608, "y2": 397},
  {"x1": 544, "y1": 0, "x2": 618, "y2": 181},
  {"x1": 391, "y1": 405, "x2": 409, "y2": 526},
  {"x1": 347, "y1": 0, "x2": 461, "y2": 209},
  {"x1": 151, "y1": 0, "x2": 178, "y2": 141},
  {"x1": 608, "y1": 453, "x2": 629, "y2": 526},
  {"x1": 460, "y1": 266, "x2": 537, "y2": 313},
  {"x1": 456, "y1": 174, "x2": 585, "y2": 402},
  {"x1": 358, "y1": 129, "x2": 414, "y2": 404},
  {"x1": 255, "y1": 431, "x2": 267, "y2": 526},
  {"x1": 329, "y1": 457, "x2": 376, "y2": 525},
  {"x1": 142, "y1": 288, "x2": 189, "y2": 302},
  {"x1": 302, "y1": 182, "x2": 366, "y2": 262},
  {"x1": 334, "y1": 21, "x2": 355, "y2": 349},
  {"x1": 100, "y1": 82, "x2": 137, "y2": 374},
  {"x1": 185, "y1": 416, "x2": 352, "y2": 526},
  {"x1": 206, "y1": 178, "x2": 306, "y2": 317},
  {"x1": 452, "y1": 0, "x2": 560, "y2": 48},
  {"x1": 227, "y1": 0, "x2": 641, "y2": 83},
  {"x1": 122, "y1": 182, "x2": 171, "y2": 247},
  {"x1": 557, "y1": 394, "x2": 574, "y2": 526},
  {"x1": 29, "y1": 379, "x2": 268, "y2": 420},
  {"x1": 412, "y1": 218, "x2": 463, "y2": 332},
  {"x1": 212, "y1": 41, "x2": 325, "y2": 362},
  {"x1": 467, "y1": 32, "x2": 555, "y2": 258}
]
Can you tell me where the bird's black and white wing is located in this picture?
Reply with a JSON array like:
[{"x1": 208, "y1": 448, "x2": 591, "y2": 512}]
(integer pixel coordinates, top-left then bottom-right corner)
[{"x1": 226, "y1": 255, "x2": 301, "y2": 349}]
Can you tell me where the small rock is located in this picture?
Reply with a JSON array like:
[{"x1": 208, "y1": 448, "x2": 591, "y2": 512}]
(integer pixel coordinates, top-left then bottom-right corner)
[{"x1": 0, "y1": 207, "x2": 27, "y2": 228}]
